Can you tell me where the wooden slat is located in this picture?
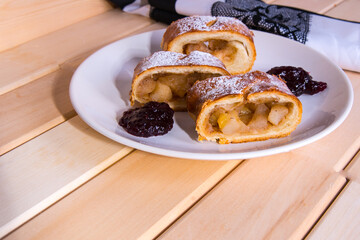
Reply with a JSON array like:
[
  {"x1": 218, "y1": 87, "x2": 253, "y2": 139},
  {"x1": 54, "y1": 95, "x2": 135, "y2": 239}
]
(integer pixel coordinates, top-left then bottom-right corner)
[
  {"x1": 2, "y1": 146, "x2": 241, "y2": 239},
  {"x1": 156, "y1": 1, "x2": 359, "y2": 238},
  {"x1": 332, "y1": 71, "x2": 360, "y2": 171},
  {"x1": 0, "y1": 17, "x2": 161, "y2": 155},
  {"x1": 343, "y1": 150, "x2": 360, "y2": 183},
  {"x1": 307, "y1": 180, "x2": 360, "y2": 240},
  {"x1": 0, "y1": 20, "x2": 170, "y2": 237},
  {"x1": 308, "y1": 149, "x2": 360, "y2": 239},
  {"x1": 0, "y1": 0, "x2": 113, "y2": 52},
  {"x1": 158, "y1": 150, "x2": 346, "y2": 240},
  {"x1": 325, "y1": 0, "x2": 360, "y2": 21},
  {"x1": 271, "y1": 0, "x2": 344, "y2": 14},
  {"x1": 0, "y1": 116, "x2": 133, "y2": 238},
  {"x1": 0, "y1": 58, "x2": 77, "y2": 155},
  {"x1": 0, "y1": 51, "x2": 59, "y2": 96},
  {"x1": 0, "y1": 10, "x2": 154, "y2": 95},
  {"x1": 1, "y1": 1, "x2": 359, "y2": 240},
  {"x1": 156, "y1": 69, "x2": 360, "y2": 239}
]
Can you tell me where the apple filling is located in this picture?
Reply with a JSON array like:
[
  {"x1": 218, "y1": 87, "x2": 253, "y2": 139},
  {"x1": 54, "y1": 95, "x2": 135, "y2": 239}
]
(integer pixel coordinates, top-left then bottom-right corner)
[
  {"x1": 183, "y1": 40, "x2": 249, "y2": 72},
  {"x1": 208, "y1": 102, "x2": 291, "y2": 135},
  {"x1": 135, "y1": 72, "x2": 222, "y2": 104}
]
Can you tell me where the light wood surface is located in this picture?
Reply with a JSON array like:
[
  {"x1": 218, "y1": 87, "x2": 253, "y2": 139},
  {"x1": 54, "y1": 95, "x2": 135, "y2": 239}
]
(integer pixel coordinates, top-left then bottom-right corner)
[
  {"x1": 159, "y1": 156, "x2": 346, "y2": 240},
  {"x1": 0, "y1": 116, "x2": 133, "y2": 237},
  {"x1": 0, "y1": 0, "x2": 359, "y2": 239},
  {"x1": 0, "y1": 11, "x2": 160, "y2": 155},
  {"x1": 346, "y1": 150, "x2": 360, "y2": 182},
  {"x1": 0, "y1": 0, "x2": 113, "y2": 52},
  {"x1": 0, "y1": 10, "x2": 154, "y2": 95},
  {"x1": 3, "y1": 150, "x2": 241, "y2": 240},
  {"x1": 268, "y1": 0, "x2": 343, "y2": 13},
  {"x1": 326, "y1": 0, "x2": 360, "y2": 21},
  {"x1": 307, "y1": 181, "x2": 360, "y2": 240},
  {"x1": 0, "y1": 61, "x2": 75, "y2": 155}
]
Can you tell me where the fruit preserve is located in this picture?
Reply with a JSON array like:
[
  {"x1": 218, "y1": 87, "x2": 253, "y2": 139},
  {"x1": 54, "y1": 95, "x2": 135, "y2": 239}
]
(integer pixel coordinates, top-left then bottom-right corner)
[
  {"x1": 267, "y1": 66, "x2": 327, "y2": 96},
  {"x1": 119, "y1": 102, "x2": 174, "y2": 137}
]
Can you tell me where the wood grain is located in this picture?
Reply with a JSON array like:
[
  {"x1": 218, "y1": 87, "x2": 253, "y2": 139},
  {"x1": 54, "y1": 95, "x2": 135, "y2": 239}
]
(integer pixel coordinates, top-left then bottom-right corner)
[
  {"x1": 272, "y1": 0, "x2": 345, "y2": 14},
  {"x1": 343, "y1": 150, "x2": 360, "y2": 183},
  {"x1": 307, "y1": 180, "x2": 360, "y2": 240},
  {"x1": 0, "y1": 116, "x2": 133, "y2": 238},
  {"x1": 0, "y1": 59, "x2": 77, "y2": 155},
  {"x1": 325, "y1": 0, "x2": 360, "y2": 21},
  {"x1": 0, "y1": 10, "x2": 154, "y2": 95},
  {"x1": 159, "y1": 152, "x2": 346, "y2": 240},
  {"x1": 158, "y1": 66, "x2": 360, "y2": 239},
  {"x1": 0, "y1": 13, "x2": 158, "y2": 155},
  {"x1": 155, "y1": 2, "x2": 359, "y2": 239},
  {"x1": 0, "y1": 49, "x2": 59, "y2": 96},
  {"x1": 332, "y1": 71, "x2": 360, "y2": 171},
  {"x1": 0, "y1": 0, "x2": 113, "y2": 52},
  {"x1": 3, "y1": 149, "x2": 241, "y2": 240},
  {"x1": 1, "y1": 0, "x2": 359, "y2": 239}
]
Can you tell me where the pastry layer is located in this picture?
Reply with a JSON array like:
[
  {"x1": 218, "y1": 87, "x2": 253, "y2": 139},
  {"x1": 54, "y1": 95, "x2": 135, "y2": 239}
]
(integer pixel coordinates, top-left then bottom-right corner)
[
  {"x1": 130, "y1": 51, "x2": 229, "y2": 111},
  {"x1": 187, "y1": 71, "x2": 302, "y2": 144},
  {"x1": 161, "y1": 16, "x2": 256, "y2": 75}
]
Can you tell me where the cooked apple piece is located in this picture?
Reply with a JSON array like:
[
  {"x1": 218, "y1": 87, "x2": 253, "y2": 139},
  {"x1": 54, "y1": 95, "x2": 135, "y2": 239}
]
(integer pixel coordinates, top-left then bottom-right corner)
[
  {"x1": 149, "y1": 82, "x2": 172, "y2": 102},
  {"x1": 212, "y1": 44, "x2": 236, "y2": 63},
  {"x1": 137, "y1": 78, "x2": 157, "y2": 100},
  {"x1": 159, "y1": 74, "x2": 188, "y2": 97},
  {"x1": 268, "y1": 104, "x2": 289, "y2": 125},
  {"x1": 184, "y1": 42, "x2": 210, "y2": 54},
  {"x1": 217, "y1": 110, "x2": 249, "y2": 135},
  {"x1": 209, "y1": 108, "x2": 226, "y2": 127},
  {"x1": 236, "y1": 105, "x2": 252, "y2": 114},
  {"x1": 234, "y1": 104, "x2": 252, "y2": 125},
  {"x1": 208, "y1": 39, "x2": 227, "y2": 50},
  {"x1": 248, "y1": 103, "x2": 270, "y2": 130}
]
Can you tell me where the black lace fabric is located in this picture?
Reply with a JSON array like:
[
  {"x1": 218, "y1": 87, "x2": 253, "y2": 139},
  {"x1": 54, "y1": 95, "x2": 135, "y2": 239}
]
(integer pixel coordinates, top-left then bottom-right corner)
[{"x1": 212, "y1": 0, "x2": 311, "y2": 43}]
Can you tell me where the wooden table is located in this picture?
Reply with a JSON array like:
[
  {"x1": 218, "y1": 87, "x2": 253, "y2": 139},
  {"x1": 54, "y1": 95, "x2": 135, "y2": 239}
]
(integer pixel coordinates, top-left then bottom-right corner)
[{"x1": 1, "y1": 0, "x2": 359, "y2": 239}]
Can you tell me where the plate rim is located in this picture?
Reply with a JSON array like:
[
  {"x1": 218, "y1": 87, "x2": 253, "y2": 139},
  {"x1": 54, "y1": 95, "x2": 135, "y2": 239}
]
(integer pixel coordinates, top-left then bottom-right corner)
[{"x1": 70, "y1": 29, "x2": 354, "y2": 160}]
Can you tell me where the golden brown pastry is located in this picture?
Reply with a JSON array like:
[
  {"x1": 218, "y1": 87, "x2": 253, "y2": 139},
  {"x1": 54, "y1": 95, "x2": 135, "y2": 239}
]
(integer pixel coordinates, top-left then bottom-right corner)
[
  {"x1": 130, "y1": 50, "x2": 229, "y2": 111},
  {"x1": 187, "y1": 71, "x2": 302, "y2": 144},
  {"x1": 161, "y1": 16, "x2": 256, "y2": 75}
]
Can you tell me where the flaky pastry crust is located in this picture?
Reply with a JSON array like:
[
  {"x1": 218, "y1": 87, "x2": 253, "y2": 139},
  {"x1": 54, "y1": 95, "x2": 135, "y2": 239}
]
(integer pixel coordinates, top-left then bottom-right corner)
[
  {"x1": 187, "y1": 71, "x2": 302, "y2": 144},
  {"x1": 130, "y1": 51, "x2": 229, "y2": 111},
  {"x1": 161, "y1": 16, "x2": 256, "y2": 75}
]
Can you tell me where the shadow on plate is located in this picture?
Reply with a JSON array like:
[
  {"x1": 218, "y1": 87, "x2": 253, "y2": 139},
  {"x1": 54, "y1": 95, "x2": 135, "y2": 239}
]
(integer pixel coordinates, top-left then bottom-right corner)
[
  {"x1": 149, "y1": 29, "x2": 163, "y2": 53},
  {"x1": 174, "y1": 112, "x2": 198, "y2": 141},
  {"x1": 115, "y1": 56, "x2": 143, "y2": 105}
]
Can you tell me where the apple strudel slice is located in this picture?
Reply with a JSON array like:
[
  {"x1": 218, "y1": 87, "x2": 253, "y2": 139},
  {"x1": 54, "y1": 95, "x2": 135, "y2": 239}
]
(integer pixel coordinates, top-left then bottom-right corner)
[
  {"x1": 186, "y1": 71, "x2": 302, "y2": 144},
  {"x1": 161, "y1": 16, "x2": 256, "y2": 75},
  {"x1": 130, "y1": 51, "x2": 229, "y2": 111}
]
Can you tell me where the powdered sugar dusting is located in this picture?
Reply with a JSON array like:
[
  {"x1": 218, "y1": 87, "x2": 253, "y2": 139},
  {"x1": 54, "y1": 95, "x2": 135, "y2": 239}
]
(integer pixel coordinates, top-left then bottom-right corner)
[
  {"x1": 166, "y1": 16, "x2": 253, "y2": 40},
  {"x1": 187, "y1": 71, "x2": 295, "y2": 114},
  {"x1": 134, "y1": 51, "x2": 227, "y2": 76},
  {"x1": 248, "y1": 72, "x2": 293, "y2": 95},
  {"x1": 189, "y1": 72, "x2": 258, "y2": 103}
]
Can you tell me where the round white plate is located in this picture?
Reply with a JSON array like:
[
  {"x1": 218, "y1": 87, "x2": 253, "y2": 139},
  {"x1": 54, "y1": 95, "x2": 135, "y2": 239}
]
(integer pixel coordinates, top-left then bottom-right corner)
[{"x1": 70, "y1": 29, "x2": 353, "y2": 160}]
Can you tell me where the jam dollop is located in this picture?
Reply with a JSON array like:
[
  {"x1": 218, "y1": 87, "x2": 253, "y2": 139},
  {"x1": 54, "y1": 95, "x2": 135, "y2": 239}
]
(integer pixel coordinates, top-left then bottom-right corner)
[
  {"x1": 267, "y1": 66, "x2": 327, "y2": 96},
  {"x1": 119, "y1": 101, "x2": 174, "y2": 137}
]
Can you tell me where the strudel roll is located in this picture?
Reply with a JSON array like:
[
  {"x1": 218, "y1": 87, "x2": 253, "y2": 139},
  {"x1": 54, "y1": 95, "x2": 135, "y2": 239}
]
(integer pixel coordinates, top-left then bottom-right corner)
[
  {"x1": 161, "y1": 16, "x2": 256, "y2": 75},
  {"x1": 187, "y1": 71, "x2": 302, "y2": 144},
  {"x1": 130, "y1": 50, "x2": 229, "y2": 111}
]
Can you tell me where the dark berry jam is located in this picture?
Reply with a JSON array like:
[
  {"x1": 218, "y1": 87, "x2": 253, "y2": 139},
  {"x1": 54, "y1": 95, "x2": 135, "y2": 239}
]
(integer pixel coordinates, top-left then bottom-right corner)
[
  {"x1": 267, "y1": 66, "x2": 327, "y2": 96},
  {"x1": 119, "y1": 101, "x2": 174, "y2": 137}
]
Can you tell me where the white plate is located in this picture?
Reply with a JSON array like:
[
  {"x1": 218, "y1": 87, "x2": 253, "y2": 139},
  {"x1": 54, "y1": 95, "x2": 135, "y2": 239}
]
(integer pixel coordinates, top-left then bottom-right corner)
[{"x1": 70, "y1": 29, "x2": 353, "y2": 160}]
